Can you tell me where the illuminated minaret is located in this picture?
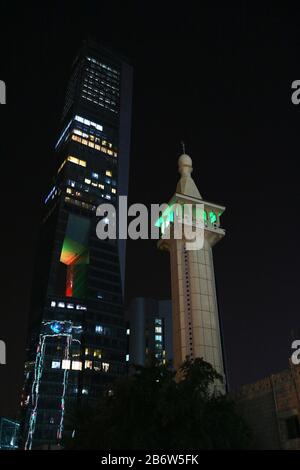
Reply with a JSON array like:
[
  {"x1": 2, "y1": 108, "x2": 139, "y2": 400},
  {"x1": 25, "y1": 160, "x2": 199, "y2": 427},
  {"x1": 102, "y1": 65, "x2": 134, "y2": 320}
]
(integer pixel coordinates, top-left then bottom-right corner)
[{"x1": 157, "y1": 152, "x2": 226, "y2": 381}]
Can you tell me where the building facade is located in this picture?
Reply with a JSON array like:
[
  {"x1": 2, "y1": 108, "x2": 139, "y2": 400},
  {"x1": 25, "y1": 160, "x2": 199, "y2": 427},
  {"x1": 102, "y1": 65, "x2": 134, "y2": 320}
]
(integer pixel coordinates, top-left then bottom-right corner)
[
  {"x1": 235, "y1": 362, "x2": 300, "y2": 450},
  {"x1": 0, "y1": 418, "x2": 19, "y2": 450},
  {"x1": 126, "y1": 298, "x2": 173, "y2": 368},
  {"x1": 21, "y1": 41, "x2": 133, "y2": 449},
  {"x1": 157, "y1": 153, "x2": 226, "y2": 383}
]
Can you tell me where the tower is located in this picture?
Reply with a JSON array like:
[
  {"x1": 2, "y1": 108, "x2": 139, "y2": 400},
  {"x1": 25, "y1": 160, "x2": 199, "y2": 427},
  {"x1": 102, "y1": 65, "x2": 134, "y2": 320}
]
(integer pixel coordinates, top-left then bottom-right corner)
[
  {"x1": 21, "y1": 41, "x2": 133, "y2": 449},
  {"x1": 157, "y1": 153, "x2": 226, "y2": 381}
]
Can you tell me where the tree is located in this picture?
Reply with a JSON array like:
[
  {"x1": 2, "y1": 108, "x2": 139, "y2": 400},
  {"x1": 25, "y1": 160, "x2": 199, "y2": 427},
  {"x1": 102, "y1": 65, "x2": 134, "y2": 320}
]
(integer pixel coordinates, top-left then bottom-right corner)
[{"x1": 64, "y1": 358, "x2": 252, "y2": 449}]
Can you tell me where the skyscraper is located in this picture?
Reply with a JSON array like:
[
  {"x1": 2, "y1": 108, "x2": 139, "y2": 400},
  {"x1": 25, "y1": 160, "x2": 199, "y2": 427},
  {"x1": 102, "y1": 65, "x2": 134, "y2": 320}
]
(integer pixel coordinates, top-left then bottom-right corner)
[
  {"x1": 21, "y1": 41, "x2": 133, "y2": 449},
  {"x1": 126, "y1": 298, "x2": 173, "y2": 368},
  {"x1": 157, "y1": 153, "x2": 226, "y2": 384}
]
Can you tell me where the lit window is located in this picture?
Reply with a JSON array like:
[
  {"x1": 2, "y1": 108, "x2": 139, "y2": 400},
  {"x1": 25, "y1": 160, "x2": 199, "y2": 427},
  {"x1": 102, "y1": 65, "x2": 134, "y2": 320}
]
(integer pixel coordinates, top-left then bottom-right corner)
[
  {"x1": 105, "y1": 194, "x2": 111, "y2": 200},
  {"x1": 66, "y1": 188, "x2": 72, "y2": 194},
  {"x1": 85, "y1": 348, "x2": 91, "y2": 355},
  {"x1": 85, "y1": 178, "x2": 91, "y2": 184},
  {"x1": 155, "y1": 326, "x2": 162, "y2": 333},
  {"x1": 92, "y1": 172, "x2": 98, "y2": 179},
  {"x1": 98, "y1": 183, "x2": 104, "y2": 189},
  {"x1": 67, "y1": 156, "x2": 86, "y2": 167},
  {"x1": 82, "y1": 388, "x2": 88, "y2": 395},
  {"x1": 111, "y1": 188, "x2": 116, "y2": 194},
  {"x1": 102, "y1": 362, "x2": 110, "y2": 372},
  {"x1": 106, "y1": 170, "x2": 112, "y2": 177},
  {"x1": 51, "y1": 361, "x2": 60, "y2": 369},
  {"x1": 155, "y1": 335, "x2": 162, "y2": 341},
  {"x1": 67, "y1": 303, "x2": 74, "y2": 309},
  {"x1": 51, "y1": 301, "x2": 56, "y2": 307},
  {"x1": 72, "y1": 361, "x2": 82, "y2": 371},
  {"x1": 62, "y1": 360, "x2": 71, "y2": 370},
  {"x1": 126, "y1": 354, "x2": 129, "y2": 362},
  {"x1": 93, "y1": 349, "x2": 102, "y2": 359},
  {"x1": 85, "y1": 360, "x2": 93, "y2": 370},
  {"x1": 76, "y1": 304, "x2": 87, "y2": 310},
  {"x1": 58, "y1": 302, "x2": 65, "y2": 308},
  {"x1": 126, "y1": 328, "x2": 130, "y2": 335}
]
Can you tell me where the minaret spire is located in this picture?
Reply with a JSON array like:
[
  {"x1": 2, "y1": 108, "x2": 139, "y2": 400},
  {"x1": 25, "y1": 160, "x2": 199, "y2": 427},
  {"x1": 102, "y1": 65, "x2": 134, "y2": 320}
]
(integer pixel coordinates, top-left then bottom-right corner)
[{"x1": 176, "y1": 151, "x2": 202, "y2": 199}]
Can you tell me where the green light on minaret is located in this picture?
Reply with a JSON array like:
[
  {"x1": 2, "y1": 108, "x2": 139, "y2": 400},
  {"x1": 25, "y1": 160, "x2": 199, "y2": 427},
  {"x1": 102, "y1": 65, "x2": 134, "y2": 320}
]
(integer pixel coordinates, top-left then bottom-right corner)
[{"x1": 209, "y1": 211, "x2": 217, "y2": 224}]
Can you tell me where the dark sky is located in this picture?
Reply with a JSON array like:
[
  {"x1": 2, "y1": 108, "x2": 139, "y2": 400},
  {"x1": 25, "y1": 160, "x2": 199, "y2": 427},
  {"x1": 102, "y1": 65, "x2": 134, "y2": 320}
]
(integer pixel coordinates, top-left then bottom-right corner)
[{"x1": 0, "y1": 3, "x2": 300, "y2": 418}]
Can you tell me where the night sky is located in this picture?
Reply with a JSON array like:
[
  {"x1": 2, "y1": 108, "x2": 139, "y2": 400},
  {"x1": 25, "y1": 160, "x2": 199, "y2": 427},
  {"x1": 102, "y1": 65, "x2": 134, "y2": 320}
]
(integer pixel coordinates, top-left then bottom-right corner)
[{"x1": 0, "y1": 4, "x2": 300, "y2": 419}]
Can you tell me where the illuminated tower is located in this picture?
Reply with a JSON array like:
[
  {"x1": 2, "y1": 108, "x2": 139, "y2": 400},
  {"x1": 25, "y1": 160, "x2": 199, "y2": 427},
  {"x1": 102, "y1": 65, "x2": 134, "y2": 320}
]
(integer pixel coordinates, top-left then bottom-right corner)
[
  {"x1": 157, "y1": 153, "x2": 226, "y2": 381},
  {"x1": 21, "y1": 41, "x2": 133, "y2": 449}
]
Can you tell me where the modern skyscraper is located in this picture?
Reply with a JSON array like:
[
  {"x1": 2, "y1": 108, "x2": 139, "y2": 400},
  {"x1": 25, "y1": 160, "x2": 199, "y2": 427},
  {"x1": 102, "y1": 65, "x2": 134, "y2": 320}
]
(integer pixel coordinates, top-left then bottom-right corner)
[
  {"x1": 126, "y1": 298, "x2": 173, "y2": 368},
  {"x1": 21, "y1": 41, "x2": 133, "y2": 449},
  {"x1": 157, "y1": 153, "x2": 226, "y2": 383}
]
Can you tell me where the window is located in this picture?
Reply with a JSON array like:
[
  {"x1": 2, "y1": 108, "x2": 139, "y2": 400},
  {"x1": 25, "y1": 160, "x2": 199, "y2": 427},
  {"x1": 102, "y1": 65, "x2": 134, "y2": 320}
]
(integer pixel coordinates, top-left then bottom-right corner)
[
  {"x1": 102, "y1": 362, "x2": 110, "y2": 372},
  {"x1": 111, "y1": 188, "x2": 116, "y2": 194},
  {"x1": 106, "y1": 170, "x2": 112, "y2": 177},
  {"x1": 50, "y1": 301, "x2": 56, "y2": 307},
  {"x1": 67, "y1": 156, "x2": 86, "y2": 168},
  {"x1": 92, "y1": 172, "x2": 98, "y2": 179},
  {"x1": 85, "y1": 178, "x2": 91, "y2": 184},
  {"x1": 72, "y1": 361, "x2": 82, "y2": 371},
  {"x1": 62, "y1": 360, "x2": 71, "y2": 370},
  {"x1": 51, "y1": 361, "x2": 60, "y2": 369},
  {"x1": 95, "y1": 325, "x2": 103, "y2": 334},
  {"x1": 93, "y1": 349, "x2": 102, "y2": 359},
  {"x1": 58, "y1": 302, "x2": 65, "y2": 308},
  {"x1": 126, "y1": 354, "x2": 129, "y2": 362},
  {"x1": 126, "y1": 328, "x2": 130, "y2": 335},
  {"x1": 84, "y1": 360, "x2": 93, "y2": 370},
  {"x1": 155, "y1": 335, "x2": 162, "y2": 341},
  {"x1": 155, "y1": 326, "x2": 162, "y2": 333}
]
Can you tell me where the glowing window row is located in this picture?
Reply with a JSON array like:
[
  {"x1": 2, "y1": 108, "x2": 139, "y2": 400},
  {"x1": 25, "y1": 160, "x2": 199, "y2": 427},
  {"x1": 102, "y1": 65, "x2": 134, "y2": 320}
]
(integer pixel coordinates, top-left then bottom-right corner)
[
  {"x1": 74, "y1": 114, "x2": 103, "y2": 131},
  {"x1": 73, "y1": 129, "x2": 113, "y2": 148},
  {"x1": 82, "y1": 94, "x2": 118, "y2": 114},
  {"x1": 84, "y1": 178, "x2": 116, "y2": 194},
  {"x1": 51, "y1": 360, "x2": 82, "y2": 370},
  {"x1": 50, "y1": 300, "x2": 87, "y2": 311},
  {"x1": 85, "y1": 348, "x2": 102, "y2": 358},
  {"x1": 87, "y1": 56, "x2": 119, "y2": 76},
  {"x1": 82, "y1": 86, "x2": 117, "y2": 107},
  {"x1": 65, "y1": 196, "x2": 96, "y2": 211},
  {"x1": 67, "y1": 155, "x2": 86, "y2": 167},
  {"x1": 71, "y1": 134, "x2": 117, "y2": 156}
]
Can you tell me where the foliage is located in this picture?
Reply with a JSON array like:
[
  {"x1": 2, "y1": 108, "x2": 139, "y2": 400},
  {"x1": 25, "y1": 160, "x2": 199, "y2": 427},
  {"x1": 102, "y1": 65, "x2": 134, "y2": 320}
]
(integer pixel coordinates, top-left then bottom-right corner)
[{"x1": 64, "y1": 358, "x2": 252, "y2": 450}]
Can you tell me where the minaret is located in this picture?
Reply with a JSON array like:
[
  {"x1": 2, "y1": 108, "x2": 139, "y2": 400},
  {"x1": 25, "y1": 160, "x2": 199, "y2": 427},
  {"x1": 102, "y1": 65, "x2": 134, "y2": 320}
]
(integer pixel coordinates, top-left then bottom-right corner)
[{"x1": 157, "y1": 152, "x2": 226, "y2": 382}]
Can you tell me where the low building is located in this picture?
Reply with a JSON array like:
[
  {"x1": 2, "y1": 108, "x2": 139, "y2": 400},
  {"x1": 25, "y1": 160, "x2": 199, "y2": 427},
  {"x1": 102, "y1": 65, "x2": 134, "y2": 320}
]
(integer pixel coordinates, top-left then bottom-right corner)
[{"x1": 234, "y1": 362, "x2": 300, "y2": 449}]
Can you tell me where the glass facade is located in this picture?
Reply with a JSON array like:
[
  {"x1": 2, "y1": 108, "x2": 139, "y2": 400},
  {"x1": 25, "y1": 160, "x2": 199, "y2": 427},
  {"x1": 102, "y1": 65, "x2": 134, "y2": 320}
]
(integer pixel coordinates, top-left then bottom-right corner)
[{"x1": 20, "y1": 41, "x2": 133, "y2": 449}]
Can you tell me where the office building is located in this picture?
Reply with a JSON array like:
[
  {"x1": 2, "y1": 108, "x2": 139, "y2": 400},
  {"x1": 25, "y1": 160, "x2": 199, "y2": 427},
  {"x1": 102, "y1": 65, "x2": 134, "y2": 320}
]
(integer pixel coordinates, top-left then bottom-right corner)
[
  {"x1": 21, "y1": 40, "x2": 133, "y2": 449},
  {"x1": 126, "y1": 298, "x2": 173, "y2": 368}
]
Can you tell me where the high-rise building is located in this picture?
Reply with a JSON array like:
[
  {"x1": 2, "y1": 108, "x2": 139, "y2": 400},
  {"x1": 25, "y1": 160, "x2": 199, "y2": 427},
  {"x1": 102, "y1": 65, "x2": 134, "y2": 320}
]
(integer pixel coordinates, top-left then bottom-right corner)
[
  {"x1": 126, "y1": 298, "x2": 173, "y2": 368},
  {"x1": 157, "y1": 153, "x2": 226, "y2": 384},
  {"x1": 21, "y1": 41, "x2": 133, "y2": 449}
]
